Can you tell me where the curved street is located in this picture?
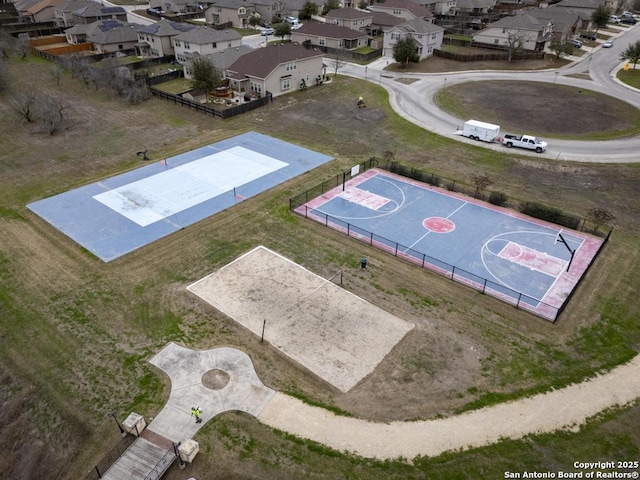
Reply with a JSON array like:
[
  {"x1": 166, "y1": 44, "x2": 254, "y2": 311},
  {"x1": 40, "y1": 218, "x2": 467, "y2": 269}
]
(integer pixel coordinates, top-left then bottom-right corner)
[{"x1": 341, "y1": 26, "x2": 640, "y2": 163}]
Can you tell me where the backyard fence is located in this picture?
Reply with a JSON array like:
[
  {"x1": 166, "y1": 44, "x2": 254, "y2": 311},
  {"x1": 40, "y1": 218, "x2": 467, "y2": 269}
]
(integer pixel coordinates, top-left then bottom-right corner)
[
  {"x1": 289, "y1": 161, "x2": 612, "y2": 323},
  {"x1": 149, "y1": 87, "x2": 272, "y2": 119},
  {"x1": 434, "y1": 49, "x2": 545, "y2": 62}
]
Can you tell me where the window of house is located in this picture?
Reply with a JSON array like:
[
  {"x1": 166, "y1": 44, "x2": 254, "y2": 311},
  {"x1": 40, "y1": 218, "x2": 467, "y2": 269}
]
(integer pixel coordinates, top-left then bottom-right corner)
[
  {"x1": 391, "y1": 32, "x2": 400, "y2": 40},
  {"x1": 212, "y1": 14, "x2": 219, "y2": 22},
  {"x1": 184, "y1": 41, "x2": 190, "y2": 49},
  {"x1": 431, "y1": 33, "x2": 436, "y2": 39},
  {"x1": 239, "y1": 7, "x2": 245, "y2": 14},
  {"x1": 502, "y1": 27, "x2": 506, "y2": 33},
  {"x1": 339, "y1": 39, "x2": 344, "y2": 47},
  {"x1": 216, "y1": 6, "x2": 221, "y2": 12},
  {"x1": 281, "y1": 78, "x2": 290, "y2": 90},
  {"x1": 250, "y1": 81, "x2": 262, "y2": 93},
  {"x1": 212, "y1": 42, "x2": 217, "y2": 48},
  {"x1": 175, "y1": 40, "x2": 181, "y2": 47},
  {"x1": 118, "y1": 44, "x2": 123, "y2": 49},
  {"x1": 285, "y1": 62, "x2": 296, "y2": 71},
  {"x1": 393, "y1": 8, "x2": 401, "y2": 14},
  {"x1": 494, "y1": 38, "x2": 499, "y2": 44},
  {"x1": 352, "y1": 20, "x2": 357, "y2": 26},
  {"x1": 319, "y1": 37, "x2": 325, "y2": 45}
]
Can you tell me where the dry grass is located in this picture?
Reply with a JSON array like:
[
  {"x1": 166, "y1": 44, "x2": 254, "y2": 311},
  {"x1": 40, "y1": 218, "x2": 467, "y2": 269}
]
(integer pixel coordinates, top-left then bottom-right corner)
[{"x1": 1, "y1": 54, "x2": 639, "y2": 480}]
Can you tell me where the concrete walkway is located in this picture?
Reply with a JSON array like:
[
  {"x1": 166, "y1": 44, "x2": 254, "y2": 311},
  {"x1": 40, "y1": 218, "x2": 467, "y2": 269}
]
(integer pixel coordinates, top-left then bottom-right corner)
[{"x1": 131, "y1": 344, "x2": 640, "y2": 463}]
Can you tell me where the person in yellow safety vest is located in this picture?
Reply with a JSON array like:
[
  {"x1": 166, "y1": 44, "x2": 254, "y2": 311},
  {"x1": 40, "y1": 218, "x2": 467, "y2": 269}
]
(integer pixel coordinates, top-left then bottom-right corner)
[{"x1": 191, "y1": 406, "x2": 202, "y2": 423}]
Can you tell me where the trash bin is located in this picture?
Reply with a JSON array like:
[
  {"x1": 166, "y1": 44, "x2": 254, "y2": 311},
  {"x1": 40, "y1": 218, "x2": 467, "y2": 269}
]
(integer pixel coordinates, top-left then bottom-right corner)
[{"x1": 360, "y1": 258, "x2": 368, "y2": 269}]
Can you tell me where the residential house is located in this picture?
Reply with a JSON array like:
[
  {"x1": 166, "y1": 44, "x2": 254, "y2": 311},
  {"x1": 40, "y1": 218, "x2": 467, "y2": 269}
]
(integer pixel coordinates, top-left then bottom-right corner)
[
  {"x1": 71, "y1": 3, "x2": 127, "y2": 24},
  {"x1": 136, "y1": 18, "x2": 195, "y2": 57},
  {"x1": 203, "y1": 0, "x2": 253, "y2": 28},
  {"x1": 415, "y1": 0, "x2": 456, "y2": 15},
  {"x1": 368, "y1": 10, "x2": 404, "y2": 37},
  {"x1": 472, "y1": 13, "x2": 553, "y2": 51},
  {"x1": 324, "y1": 8, "x2": 373, "y2": 32},
  {"x1": 290, "y1": 22, "x2": 370, "y2": 49},
  {"x1": 193, "y1": 45, "x2": 254, "y2": 78},
  {"x1": 149, "y1": 0, "x2": 200, "y2": 15},
  {"x1": 225, "y1": 42, "x2": 325, "y2": 97},
  {"x1": 526, "y1": 6, "x2": 583, "y2": 44},
  {"x1": 65, "y1": 19, "x2": 140, "y2": 53},
  {"x1": 55, "y1": 0, "x2": 97, "y2": 27},
  {"x1": 383, "y1": 17, "x2": 444, "y2": 58},
  {"x1": 173, "y1": 26, "x2": 243, "y2": 74},
  {"x1": 19, "y1": 0, "x2": 66, "y2": 23},
  {"x1": 369, "y1": 0, "x2": 434, "y2": 21},
  {"x1": 556, "y1": 0, "x2": 622, "y2": 17}
]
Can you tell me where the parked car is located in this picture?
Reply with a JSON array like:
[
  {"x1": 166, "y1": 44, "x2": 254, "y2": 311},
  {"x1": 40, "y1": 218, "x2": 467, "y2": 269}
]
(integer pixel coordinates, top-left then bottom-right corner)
[
  {"x1": 285, "y1": 16, "x2": 299, "y2": 24},
  {"x1": 261, "y1": 27, "x2": 275, "y2": 35},
  {"x1": 621, "y1": 16, "x2": 637, "y2": 24},
  {"x1": 290, "y1": 23, "x2": 303, "y2": 30},
  {"x1": 569, "y1": 39, "x2": 583, "y2": 48},
  {"x1": 580, "y1": 31, "x2": 597, "y2": 40},
  {"x1": 262, "y1": 21, "x2": 270, "y2": 27},
  {"x1": 603, "y1": 40, "x2": 614, "y2": 48},
  {"x1": 609, "y1": 15, "x2": 621, "y2": 24}
]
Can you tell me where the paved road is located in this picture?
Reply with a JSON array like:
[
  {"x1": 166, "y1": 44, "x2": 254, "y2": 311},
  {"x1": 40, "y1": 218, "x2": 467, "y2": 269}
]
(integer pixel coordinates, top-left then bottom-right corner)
[{"x1": 341, "y1": 26, "x2": 640, "y2": 163}]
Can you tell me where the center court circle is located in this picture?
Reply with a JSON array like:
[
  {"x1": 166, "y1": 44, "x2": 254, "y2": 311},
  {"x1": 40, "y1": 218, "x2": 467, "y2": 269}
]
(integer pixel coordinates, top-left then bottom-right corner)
[{"x1": 423, "y1": 216, "x2": 455, "y2": 233}]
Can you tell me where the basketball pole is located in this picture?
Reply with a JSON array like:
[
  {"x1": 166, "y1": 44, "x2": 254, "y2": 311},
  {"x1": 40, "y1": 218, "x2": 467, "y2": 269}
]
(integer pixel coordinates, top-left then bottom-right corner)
[
  {"x1": 556, "y1": 232, "x2": 576, "y2": 272},
  {"x1": 261, "y1": 319, "x2": 266, "y2": 343}
]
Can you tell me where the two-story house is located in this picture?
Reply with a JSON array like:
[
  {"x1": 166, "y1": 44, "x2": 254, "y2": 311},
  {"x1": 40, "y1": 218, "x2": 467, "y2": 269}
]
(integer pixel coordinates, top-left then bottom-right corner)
[
  {"x1": 71, "y1": 3, "x2": 128, "y2": 24},
  {"x1": 290, "y1": 22, "x2": 369, "y2": 49},
  {"x1": 225, "y1": 42, "x2": 325, "y2": 98},
  {"x1": 136, "y1": 18, "x2": 195, "y2": 57},
  {"x1": 324, "y1": 8, "x2": 373, "y2": 32},
  {"x1": 472, "y1": 13, "x2": 553, "y2": 51},
  {"x1": 203, "y1": 0, "x2": 254, "y2": 28},
  {"x1": 19, "y1": 0, "x2": 66, "y2": 23},
  {"x1": 369, "y1": 0, "x2": 434, "y2": 22},
  {"x1": 173, "y1": 26, "x2": 243, "y2": 75},
  {"x1": 526, "y1": 6, "x2": 583, "y2": 45},
  {"x1": 65, "y1": 18, "x2": 140, "y2": 53},
  {"x1": 55, "y1": 0, "x2": 98, "y2": 27},
  {"x1": 383, "y1": 17, "x2": 444, "y2": 58}
]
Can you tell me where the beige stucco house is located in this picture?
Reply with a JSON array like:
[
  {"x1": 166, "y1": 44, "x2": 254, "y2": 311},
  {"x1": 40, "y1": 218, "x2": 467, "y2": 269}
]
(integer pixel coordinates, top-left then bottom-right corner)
[
  {"x1": 472, "y1": 13, "x2": 553, "y2": 51},
  {"x1": 382, "y1": 17, "x2": 444, "y2": 58},
  {"x1": 225, "y1": 42, "x2": 325, "y2": 98},
  {"x1": 290, "y1": 22, "x2": 370, "y2": 49}
]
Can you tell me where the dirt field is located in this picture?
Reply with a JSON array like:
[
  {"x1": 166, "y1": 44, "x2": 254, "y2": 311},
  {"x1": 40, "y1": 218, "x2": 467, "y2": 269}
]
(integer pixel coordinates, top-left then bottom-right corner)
[{"x1": 1, "y1": 54, "x2": 639, "y2": 480}]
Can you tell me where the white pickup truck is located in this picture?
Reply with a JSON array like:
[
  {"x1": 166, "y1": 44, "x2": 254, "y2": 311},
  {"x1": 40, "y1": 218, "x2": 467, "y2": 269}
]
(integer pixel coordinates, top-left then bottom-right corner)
[{"x1": 502, "y1": 134, "x2": 548, "y2": 153}]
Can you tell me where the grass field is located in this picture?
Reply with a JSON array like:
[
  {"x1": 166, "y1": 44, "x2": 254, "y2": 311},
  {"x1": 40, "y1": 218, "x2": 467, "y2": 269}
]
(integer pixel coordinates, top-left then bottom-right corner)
[{"x1": 0, "y1": 55, "x2": 639, "y2": 480}]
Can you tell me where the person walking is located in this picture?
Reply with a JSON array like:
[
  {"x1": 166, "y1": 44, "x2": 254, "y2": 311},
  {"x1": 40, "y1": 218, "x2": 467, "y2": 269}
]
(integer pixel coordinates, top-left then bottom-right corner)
[{"x1": 191, "y1": 406, "x2": 202, "y2": 424}]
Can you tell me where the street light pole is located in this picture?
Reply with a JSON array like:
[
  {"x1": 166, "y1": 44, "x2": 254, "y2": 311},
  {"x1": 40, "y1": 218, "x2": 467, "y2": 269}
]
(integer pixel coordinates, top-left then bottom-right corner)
[{"x1": 110, "y1": 409, "x2": 127, "y2": 437}]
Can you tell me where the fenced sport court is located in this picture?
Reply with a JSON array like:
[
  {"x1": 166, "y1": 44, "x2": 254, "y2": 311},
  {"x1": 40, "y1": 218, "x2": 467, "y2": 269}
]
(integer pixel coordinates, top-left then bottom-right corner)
[
  {"x1": 27, "y1": 132, "x2": 332, "y2": 262},
  {"x1": 292, "y1": 168, "x2": 606, "y2": 322}
]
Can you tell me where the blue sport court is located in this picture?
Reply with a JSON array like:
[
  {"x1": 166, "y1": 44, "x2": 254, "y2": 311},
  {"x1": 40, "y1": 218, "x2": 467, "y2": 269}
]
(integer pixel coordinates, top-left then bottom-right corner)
[
  {"x1": 28, "y1": 132, "x2": 333, "y2": 262},
  {"x1": 295, "y1": 169, "x2": 604, "y2": 321}
]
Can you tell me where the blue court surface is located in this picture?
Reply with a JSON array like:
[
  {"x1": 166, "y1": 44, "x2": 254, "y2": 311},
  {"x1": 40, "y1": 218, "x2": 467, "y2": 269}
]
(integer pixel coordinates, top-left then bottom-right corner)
[
  {"x1": 28, "y1": 132, "x2": 333, "y2": 262},
  {"x1": 296, "y1": 169, "x2": 603, "y2": 320}
]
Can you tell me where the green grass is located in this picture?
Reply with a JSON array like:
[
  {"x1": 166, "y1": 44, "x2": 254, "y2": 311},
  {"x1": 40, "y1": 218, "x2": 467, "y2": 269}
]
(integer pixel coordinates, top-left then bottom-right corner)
[{"x1": 617, "y1": 67, "x2": 640, "y2": 88}]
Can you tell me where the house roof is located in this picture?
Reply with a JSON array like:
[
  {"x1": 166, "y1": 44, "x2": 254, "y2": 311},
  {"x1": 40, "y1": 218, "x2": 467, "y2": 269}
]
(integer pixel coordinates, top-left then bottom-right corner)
[
  {"x1": 393, "y1": 17, "x2": 444, "y2": 34},
  {"x1": 491, "y1": 13, "x2": 551, "y2": 30},
  {"x1": 73, "y1": 3, "x2": 126, "y2": 17},
  {"x1": 556, "y1": 0, "x2": 603, "y2": 8},
  {"x1": 207, "y1": 0, "x2": 255, "y2": 8},
  {"x1": 26, "y1": 0, "x2": 65, "y2": 15},
  {"x1": 89, "y1": 22, "x2": 140, "y2": 44},
  {"x1": 226, "y1": 42, "x2": 323, "y2": 80},
  {"x1": 138, "y1": 18, "x2": 195, "y2": 36},
  {"x1": 526, "y1": 6, "x2": 581, "y2": 31},
  {"x1": 325, "y1": 7, "x2": 372, "y2": 19},
  {"x1": 15, "y1": 0, "x2": 43, "y2": 13},
  {"x1": 370, "y1": 0, "x2": 432, "y2": 19},
  {"x1": 371, "y1": 11, "x2": 404, "y2": 26},
  {"x1": 204, "y1": 45, "x2": 253, "y2": 70},
  {"x1": 55, "y1": 0, "x2": 95, "y2": 13},
  {"x1": 65, "y1": 18, "x2": 129, "y2": 35},
  {"x1": 292, "y1": 22, "x2": 368, "y2": 39},
  {"x1": 172, "y1": 26, "x2": 242, "y2": 44}
]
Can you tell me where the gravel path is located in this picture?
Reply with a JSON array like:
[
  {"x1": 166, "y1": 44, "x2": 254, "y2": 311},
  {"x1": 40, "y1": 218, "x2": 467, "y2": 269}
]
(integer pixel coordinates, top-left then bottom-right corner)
[{"x1": 258, "y1": 354, "x2": 640, "y2": 460}]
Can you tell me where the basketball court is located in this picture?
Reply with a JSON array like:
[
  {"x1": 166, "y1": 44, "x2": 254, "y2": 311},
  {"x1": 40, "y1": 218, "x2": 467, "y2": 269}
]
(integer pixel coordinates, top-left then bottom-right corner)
[
  {"x1": 294, "y1": 169, "x2": 605, "y2": 320},
  {"x1": 27, "y1": 132, "x2": 332, "y2": 262}
]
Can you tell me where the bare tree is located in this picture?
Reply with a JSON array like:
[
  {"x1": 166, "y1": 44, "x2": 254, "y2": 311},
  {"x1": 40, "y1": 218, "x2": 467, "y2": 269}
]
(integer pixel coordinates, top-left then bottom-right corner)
[
  {"x1": 587, "y1": 207, "x2": 615, "y2": 232},
  {"x1": 39, "y1": 95, "x2": 67, "y2": 135},
  {"x1": 49, "y1": 64, "x2": 64, "y2": 86},
  {"x1": 328, "y1": 52, "x2": 346, "y2": 77},
  {"x1": 505, "y1": 29, "x2": 530, "y2": 62},
  {"x1": 11, "y1": 90, "x2": 38, "y2": 122},
  {"x1": 473, "y1": 173, "x2": 492, "y2": 198},
  {"x1": 0, "y1": 59, "x2": 10, "y2": 94}
]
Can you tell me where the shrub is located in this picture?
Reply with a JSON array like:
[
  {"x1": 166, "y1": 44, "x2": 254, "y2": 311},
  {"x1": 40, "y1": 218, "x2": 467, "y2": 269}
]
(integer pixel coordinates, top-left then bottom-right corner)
[
  {"x1": 520, "y1": 202, "x2": 581, "y2": 229},
  {"x1": 489, "y1": 191, "x2": 508, "y2": 206}
]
